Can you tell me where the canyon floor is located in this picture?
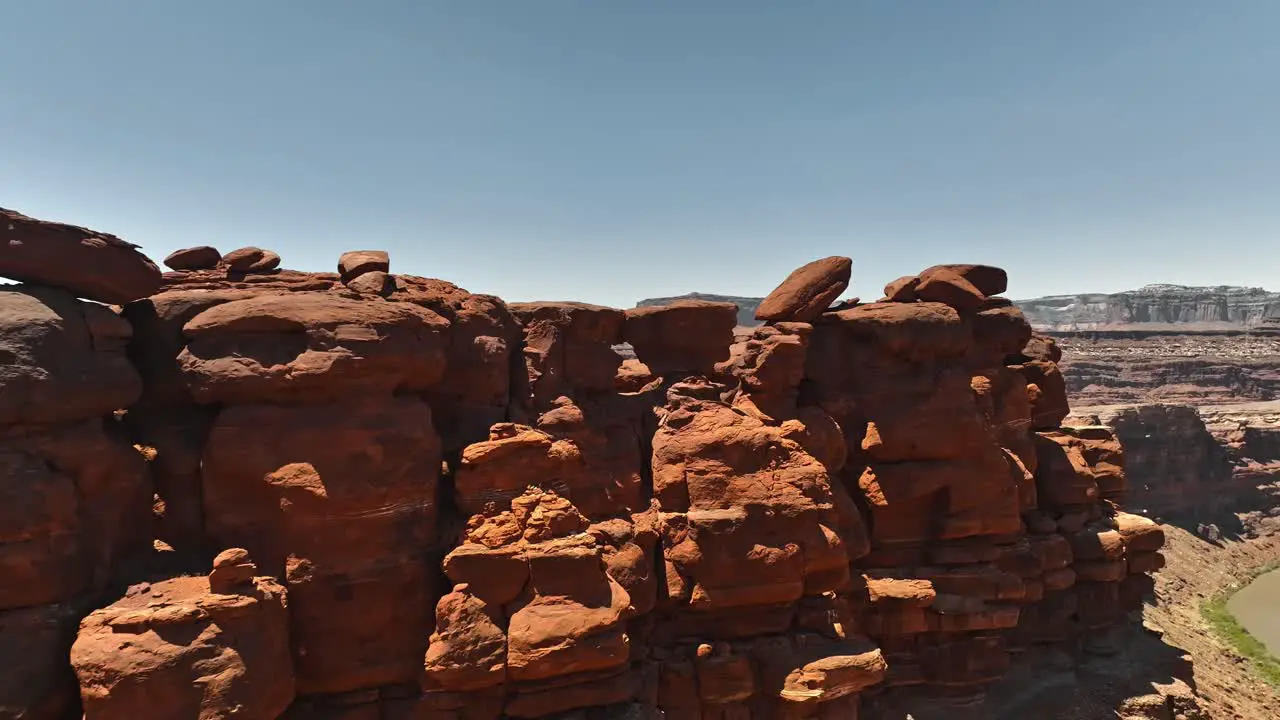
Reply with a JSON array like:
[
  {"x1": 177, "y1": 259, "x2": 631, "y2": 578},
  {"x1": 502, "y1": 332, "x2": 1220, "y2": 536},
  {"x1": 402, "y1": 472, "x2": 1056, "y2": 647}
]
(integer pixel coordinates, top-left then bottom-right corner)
[
  {"x1": 1043, "y1": 338, "x2": 1280, "y2": 719},
  {"x1": 978, "y1": 513, "x2": 1280, "y2": 720},
  {"x1": 1143, "y1": 519, "x2": 1280, "y2": 720}
]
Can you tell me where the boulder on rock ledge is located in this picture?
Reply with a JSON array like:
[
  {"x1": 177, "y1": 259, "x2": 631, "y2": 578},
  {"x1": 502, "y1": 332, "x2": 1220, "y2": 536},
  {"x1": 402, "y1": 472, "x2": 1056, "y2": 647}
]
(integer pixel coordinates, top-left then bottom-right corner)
[
  {"x1": 755, "y1": 256, "x2": 852, "y2": 323},
  {"x1": 0, "y1": 207, "x2": 162, "y2": 304},
  {"x1": 163, "y1": 246, "x2": 222, "y2": 271}
]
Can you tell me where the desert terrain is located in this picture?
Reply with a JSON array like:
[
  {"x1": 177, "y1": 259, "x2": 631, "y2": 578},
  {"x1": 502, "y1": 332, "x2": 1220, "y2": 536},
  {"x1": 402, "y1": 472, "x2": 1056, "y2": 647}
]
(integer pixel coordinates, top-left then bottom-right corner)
[{"x1": 1, "y1": 209, "x2": 1278, "y2": 719}]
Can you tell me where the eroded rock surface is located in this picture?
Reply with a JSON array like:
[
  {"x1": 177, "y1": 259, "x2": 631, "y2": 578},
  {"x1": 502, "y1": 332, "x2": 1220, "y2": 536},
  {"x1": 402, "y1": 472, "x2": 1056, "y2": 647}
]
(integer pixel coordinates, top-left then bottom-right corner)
[
  {"x1": 71, "y1": 551, "x2": 294, "y2": 720},
  {"x1": 0, "y1": 221, "x2": 1174, "y2": 720},
  {"x1": 0, "y1": 207, "x2": 162, "y2": 304}
]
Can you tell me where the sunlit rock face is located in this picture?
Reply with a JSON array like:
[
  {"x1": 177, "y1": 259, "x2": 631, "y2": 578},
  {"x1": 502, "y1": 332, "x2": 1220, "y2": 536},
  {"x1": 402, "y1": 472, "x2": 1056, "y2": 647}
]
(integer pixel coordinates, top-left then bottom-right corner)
[{"x1": 0, "y1": 208, "x2": 1169, "y2": 719}]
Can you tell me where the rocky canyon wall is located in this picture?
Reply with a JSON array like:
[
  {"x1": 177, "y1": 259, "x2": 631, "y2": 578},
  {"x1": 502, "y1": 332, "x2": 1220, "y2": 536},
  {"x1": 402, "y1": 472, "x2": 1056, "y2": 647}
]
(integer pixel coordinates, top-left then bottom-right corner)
[
  {"x1": 1067, "y1": 401, "x2": 1280, "y2": 527},
  {"x1": 0, "y1": 210, "x2": 1168, "y2": 720}
]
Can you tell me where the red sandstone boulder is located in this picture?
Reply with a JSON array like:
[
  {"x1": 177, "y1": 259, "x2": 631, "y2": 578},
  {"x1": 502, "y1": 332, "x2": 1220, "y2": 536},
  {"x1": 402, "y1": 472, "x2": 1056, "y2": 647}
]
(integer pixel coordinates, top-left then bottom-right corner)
[
  {"x1": 222, "y1": 246, "x2": 282, "y2": 273},
  {"x1": 913, "y1": 267, "x2": 986, "y2": 311},
  {"x1": 1059, "y1": 425, "x2": 1126, "y2": 501},
  {"x1": 0, "y1": 207, "x2": 163, "y2": 304},
  {"x1": 624, "y1": 301, "x2": 737, "y2": 376},
  {"x1": 338, "y1": 250, "x2": 390, "y2": 281},
  {"x1": 179, "y1": 293, "x2": 449, "y2": 404},
  {"x1": 972, "y1": 367, "x2": 1038, "y2": 489},
  {"x1": 811, "y1": 302, "x2": 971, "y2": 362},
  {"x1": 921, "y1": 264, "x2": 1008, "y2": 296},
  {"x1": 455, "y1": 398, "x2": 644, "y2": 520},
  {"x1": 427, "y1": 489, "x2": 636, "y2": 717},
  {"x1": 163, "y1": 246, "x2": 222, "y2": 271},
  {"x1": 0, "y1": 286, "x2": 142, "y2": 426},
  {"x1": 883, "y1": 275, "x2": 920, "y2": 302},
  {"x1": 615, "y1": 358, "x2": 657, "y2": 393},
  {"x1": 345, "y1": 270, "x2": 391, "y2": 296},
  {"x1": 754, "y1": 256, "x2": 852, "y2": 323},
  {"x1": 1114, "y1": 512, "x2": 1165, "y2": 554},
  {"x1": 971, "y1": 303, "x2": 1033, "y2": 368},
  {"x1": 72, "y1": 567, "x2": 294, "y2": 720}
]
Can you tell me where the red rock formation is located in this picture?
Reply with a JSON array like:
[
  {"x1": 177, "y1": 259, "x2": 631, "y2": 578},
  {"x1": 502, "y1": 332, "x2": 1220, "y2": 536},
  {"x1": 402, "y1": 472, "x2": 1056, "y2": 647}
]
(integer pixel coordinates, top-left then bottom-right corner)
[
  {"x1": 0, "y1": 207, "x2": 162, "y2": 304},
  {"x1": 222, "y1": 246, "x2": 282, "y2": 273},
  {"x1": 0, "y1": 274, "x2": 153, "y2": 716},
  {"x1": 0, "y1": 217, "x2": 1171, "y2": 720},
  {"x1": 753, "y1": 256, "x2": 852, "y2": 323},
  {"x1": 164, "y1": 246, "x2": 222, "y2": 271},
  {"x1": 71, "y1": 550, "x2": 295, "y2": 720}
]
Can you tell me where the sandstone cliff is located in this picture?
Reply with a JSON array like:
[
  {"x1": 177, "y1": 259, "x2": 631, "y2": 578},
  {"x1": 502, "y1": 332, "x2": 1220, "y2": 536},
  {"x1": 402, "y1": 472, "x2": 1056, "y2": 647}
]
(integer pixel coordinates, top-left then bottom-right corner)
[
  {"x1": 0, "y1": 212, "x2": 1174, "y2": 720},
  {"x1": 1017, "y1": 284, "x2": 1280, "y2": 331},
  {"x1": 1067, "y1": 401, "x2": 1280, "y2": 526},
  {"x1": 1055, "y1": 331, "x2": 1280, "y2": 406}
]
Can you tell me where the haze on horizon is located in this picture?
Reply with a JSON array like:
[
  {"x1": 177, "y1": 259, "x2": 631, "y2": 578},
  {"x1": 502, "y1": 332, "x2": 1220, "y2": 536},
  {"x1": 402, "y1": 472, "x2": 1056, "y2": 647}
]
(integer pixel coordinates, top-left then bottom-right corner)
[{"x1": 2, "y1": 1, "x2": 1277, "y2": 308}]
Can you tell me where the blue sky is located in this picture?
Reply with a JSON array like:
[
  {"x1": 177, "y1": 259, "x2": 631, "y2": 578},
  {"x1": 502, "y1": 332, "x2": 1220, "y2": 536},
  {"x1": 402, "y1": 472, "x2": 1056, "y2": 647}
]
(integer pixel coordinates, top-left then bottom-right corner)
[{"x1": 2, "y1": 2, "x2": 1277, "y2": 306}]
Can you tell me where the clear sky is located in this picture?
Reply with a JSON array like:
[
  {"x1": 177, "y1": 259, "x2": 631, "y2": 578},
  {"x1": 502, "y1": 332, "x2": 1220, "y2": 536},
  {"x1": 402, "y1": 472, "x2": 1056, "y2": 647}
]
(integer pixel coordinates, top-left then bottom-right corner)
[{"x1": 2, "y1": 2, "x2": 1277, "y2": 307}]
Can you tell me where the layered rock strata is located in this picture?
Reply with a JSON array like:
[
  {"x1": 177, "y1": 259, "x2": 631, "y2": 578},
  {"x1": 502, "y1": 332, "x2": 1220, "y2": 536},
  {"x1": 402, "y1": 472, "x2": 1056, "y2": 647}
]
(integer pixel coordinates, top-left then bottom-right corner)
[
  {"x1": 0, "y1": 209, "x2": 1171, "y2": 720},
  {"x1": 0, "y1": 211, "x2": 157, "y2": 718},
  {"x1": 1066, "y1": 401, "x2": 1280, "y2": 523}
]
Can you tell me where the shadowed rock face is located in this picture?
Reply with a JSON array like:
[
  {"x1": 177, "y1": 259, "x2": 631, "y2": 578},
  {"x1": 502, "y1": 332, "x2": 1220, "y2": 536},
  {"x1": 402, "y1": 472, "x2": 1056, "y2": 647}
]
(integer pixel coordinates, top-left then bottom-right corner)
[
  {"x1": 1067, "y1": 401, "x2": 1280, "y2": 526},
  {"x1": 0, "y1": 211, "x2": 1172, "y2": 720}
]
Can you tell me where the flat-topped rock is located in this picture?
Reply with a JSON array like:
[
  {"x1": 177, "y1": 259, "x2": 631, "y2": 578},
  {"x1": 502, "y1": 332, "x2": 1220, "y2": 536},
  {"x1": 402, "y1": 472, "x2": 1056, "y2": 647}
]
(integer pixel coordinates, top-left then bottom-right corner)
[
  {"x1": 0, "y1": 207, "x2": 162, "y2": 304},
  {"x1": 624, "y1": 300, "x2": 737, "y2": 375},
  {"x1": 338, "y1": 250, "x2": 390, "y2": 281}
]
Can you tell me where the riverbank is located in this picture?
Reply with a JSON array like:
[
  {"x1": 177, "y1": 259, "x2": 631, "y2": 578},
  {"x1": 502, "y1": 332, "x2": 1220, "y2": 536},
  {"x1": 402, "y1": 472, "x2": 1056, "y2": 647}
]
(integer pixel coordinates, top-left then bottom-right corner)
[
  {"x1": 1205, "y1": 561, "x2": 1280, "y2": 689},
  {"x1": 1145, "y1": 521, "x2": 1280, "y2": 719}
]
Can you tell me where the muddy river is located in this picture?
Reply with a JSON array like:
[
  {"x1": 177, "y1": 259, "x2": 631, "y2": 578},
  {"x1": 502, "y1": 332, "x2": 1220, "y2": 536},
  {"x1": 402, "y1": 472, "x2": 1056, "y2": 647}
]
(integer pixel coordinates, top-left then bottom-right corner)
[{"x1": 1228, "y1": 567, "x2": 1280, "y2": 656}]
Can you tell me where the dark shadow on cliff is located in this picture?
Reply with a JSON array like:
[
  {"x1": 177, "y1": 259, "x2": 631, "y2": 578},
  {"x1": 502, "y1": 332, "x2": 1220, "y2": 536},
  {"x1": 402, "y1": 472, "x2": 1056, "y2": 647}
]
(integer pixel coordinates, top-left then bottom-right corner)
[{"x1": 979, "y1": 616, "x2": 1200, "y2": 720}]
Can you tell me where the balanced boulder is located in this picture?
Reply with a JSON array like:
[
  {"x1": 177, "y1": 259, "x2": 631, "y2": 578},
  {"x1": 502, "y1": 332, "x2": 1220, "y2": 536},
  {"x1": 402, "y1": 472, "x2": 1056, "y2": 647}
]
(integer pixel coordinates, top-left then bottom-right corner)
[
  {"x1": 338, "y1": 250, "x2": 390, "y2": 281},
  {"x1": 0, "y1": 207, "x2": 162, "y2": 304},
  {"x1": 221, "y1": 246, "x2": 281, "y2": 273},
  {"x1": 163, "y1": 246, "x2": 222, "y2": 271},
  {"x1": 755, "y1": 256, "x2": 852, "y2": 323}
]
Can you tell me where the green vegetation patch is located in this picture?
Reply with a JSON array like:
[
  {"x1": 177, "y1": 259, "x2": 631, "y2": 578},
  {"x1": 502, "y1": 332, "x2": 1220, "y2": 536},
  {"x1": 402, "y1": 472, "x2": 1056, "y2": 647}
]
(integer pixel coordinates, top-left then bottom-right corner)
[{"x1": 1201, "y1": 561, "x2": 1280, "y2": 689}]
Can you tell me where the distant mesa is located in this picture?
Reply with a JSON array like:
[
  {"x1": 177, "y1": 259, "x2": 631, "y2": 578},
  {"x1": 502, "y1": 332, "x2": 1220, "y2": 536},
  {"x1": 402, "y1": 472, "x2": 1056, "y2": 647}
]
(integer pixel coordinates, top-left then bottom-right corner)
[{"x1": 1016, "y1": 284, "x2": 1280, "y2": 332}]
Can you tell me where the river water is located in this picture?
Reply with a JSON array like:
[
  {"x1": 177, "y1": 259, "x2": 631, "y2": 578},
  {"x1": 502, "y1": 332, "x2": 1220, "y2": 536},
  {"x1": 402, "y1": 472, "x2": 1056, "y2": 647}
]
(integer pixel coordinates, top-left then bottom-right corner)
[{"x1": 1228, "y1": 567, "x2": 1280, "y2": 656}]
